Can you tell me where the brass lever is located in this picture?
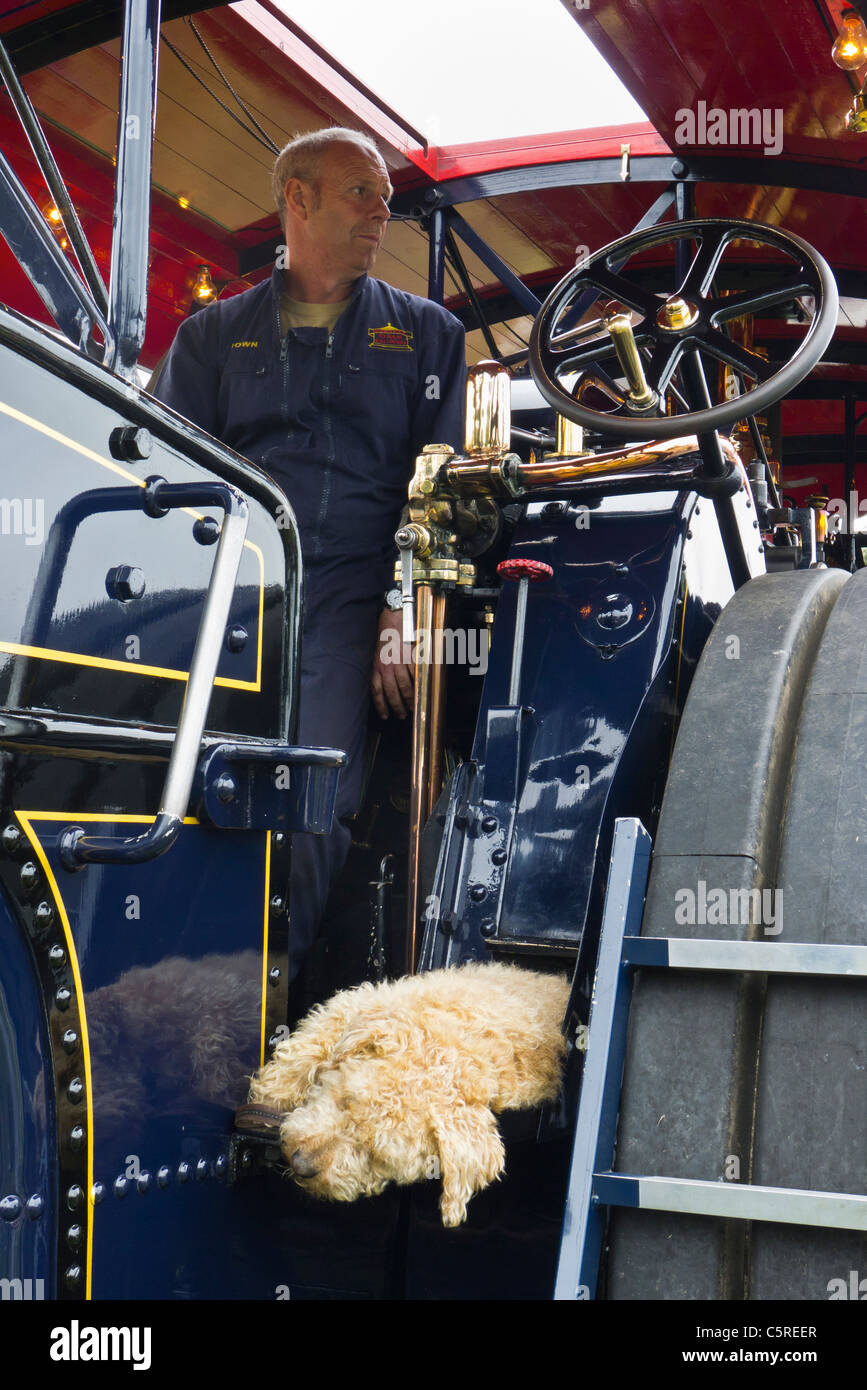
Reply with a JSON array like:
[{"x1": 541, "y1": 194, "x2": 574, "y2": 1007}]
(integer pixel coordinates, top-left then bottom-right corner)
[{"x1": 602, "y1": 303, "x2": 658, "y2": 413}]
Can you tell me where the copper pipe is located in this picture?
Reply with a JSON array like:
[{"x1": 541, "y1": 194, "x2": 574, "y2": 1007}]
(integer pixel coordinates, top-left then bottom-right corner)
[
  {"x1": 427, "y1": 591, "x2": 447, "y2": 820},
  {"x1": 445, "y1": 433, "x2": 741, "y2": 496}
]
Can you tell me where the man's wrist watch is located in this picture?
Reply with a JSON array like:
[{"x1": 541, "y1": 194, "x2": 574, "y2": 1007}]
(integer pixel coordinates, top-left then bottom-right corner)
[{"x1": 384, "y1": 588, "x2": 402, "y2": 611}]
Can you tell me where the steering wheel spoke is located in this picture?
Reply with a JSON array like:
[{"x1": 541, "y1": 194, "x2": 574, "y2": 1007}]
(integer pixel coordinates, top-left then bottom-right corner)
[
  {"x1": 574, "y1": 264, "x2": 661, "y2": 322},
  {"x1": 699, "y1": 329, "x2": 776, "y2": 383},
  {"x1": 707, "y1": 270, "x2": 813, "y2": 323},
  {"x1": 677, "y1": 225, "x2": 734, "y2": 300}
]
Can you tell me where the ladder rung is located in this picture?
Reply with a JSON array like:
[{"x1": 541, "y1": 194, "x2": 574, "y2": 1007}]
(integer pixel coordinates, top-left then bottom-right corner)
[
  {"x1": 594, "y1": 1173, "x2": 867, "y2": 1231},
  {"x1": 622, "y1": 936, "x2": 867, "y2": 976}
]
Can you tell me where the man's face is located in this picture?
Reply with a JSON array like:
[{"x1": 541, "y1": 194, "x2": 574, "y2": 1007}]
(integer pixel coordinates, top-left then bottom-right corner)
[{"x1": 286, "y1": 143, "x2": 393, "y2": 279}]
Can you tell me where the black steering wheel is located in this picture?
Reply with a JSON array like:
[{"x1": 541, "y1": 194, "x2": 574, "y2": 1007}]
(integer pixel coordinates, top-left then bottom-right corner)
[{"x1": 528, "y1": 218, "x2": 838, "y2": 441}]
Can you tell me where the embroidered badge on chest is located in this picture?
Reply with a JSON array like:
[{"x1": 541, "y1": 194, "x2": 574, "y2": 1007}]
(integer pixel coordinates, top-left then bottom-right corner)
[{"x1": 368, "y1": 322, "x2": 414, "y2": 351}]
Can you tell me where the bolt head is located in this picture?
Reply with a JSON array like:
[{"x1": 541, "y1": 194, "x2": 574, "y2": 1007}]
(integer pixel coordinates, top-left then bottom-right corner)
[
  {"x1": 109, "y1": 426, "x2": 152, "y2": 461},
  {"x1": 469, "y1": 884, "x2": 487, "y2": 903},
  {"x1": 67, "y1": 1078, "x2": 84, "y2": 1104},
  {"x1": 55, "y1": 987, "x2": 71, "y2": 1011},
  {"x1": 215, "y1": 774, "x2": 237, "y2": 804},
  {"x1": 106, "y1": 565, "x2": 146, "y2": 602},
  {"x1": 49, "y1": 944, "x2": 66, "y2": 967},
  {"x1": 480, "y1": 918, "x2": 497, "y2": 937},
  {"x1": 225, "y1": 625, "x2": 248, "y2": 653}
]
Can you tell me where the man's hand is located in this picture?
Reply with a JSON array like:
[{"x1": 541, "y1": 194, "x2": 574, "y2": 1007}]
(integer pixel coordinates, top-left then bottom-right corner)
[{"x1": 371, "y1": 607, "x2": 414, "y2": 719}]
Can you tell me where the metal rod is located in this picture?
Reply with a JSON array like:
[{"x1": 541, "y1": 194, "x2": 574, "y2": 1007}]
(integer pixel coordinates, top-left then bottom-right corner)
[
  {"x1": 0, "y1": 36, "x2": 108, "y2": 313},
  {"x1": 509, "y1": 580, "x2": 528, "y2": 705},
  {"x1": 444, "y1": 225, "x2": 501, "y2": 361},
  {"x1": 108, "y1": 0, "x2": 161, "y2": 378},
  {"x1": 0, "y1": 146, "x2": 111, "y2": 352},
  {"x1": 427, "y1": 207, "x2": 445, "y2": 305},
  {"x1": 406, "y1": 583, "x2": 434, "y2": 974}
]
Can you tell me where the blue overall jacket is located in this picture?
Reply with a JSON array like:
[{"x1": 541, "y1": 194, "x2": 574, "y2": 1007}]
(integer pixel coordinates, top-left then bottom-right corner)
[{"x1": 152, "y1": 266, "x2": 466, "y2": 591}]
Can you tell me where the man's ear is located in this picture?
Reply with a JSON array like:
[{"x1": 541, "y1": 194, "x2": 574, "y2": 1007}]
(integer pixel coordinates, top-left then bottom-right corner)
[
  {"x1": 430, "y1": 1104, "x2": 505, "y2": 1228},
  {"x1": 283, "y1": 177, "x2": 314, "y2": 224}
]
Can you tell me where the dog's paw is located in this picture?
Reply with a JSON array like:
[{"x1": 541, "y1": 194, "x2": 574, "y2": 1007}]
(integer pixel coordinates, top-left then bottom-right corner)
[{"x1": 431, "y1": 1103, "x2": 505, "y2": 1228}]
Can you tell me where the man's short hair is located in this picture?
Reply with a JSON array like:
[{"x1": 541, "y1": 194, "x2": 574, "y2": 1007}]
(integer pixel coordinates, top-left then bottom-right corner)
[{"x1": 272, "y1": 128, "x2": 384, "y2": 222}]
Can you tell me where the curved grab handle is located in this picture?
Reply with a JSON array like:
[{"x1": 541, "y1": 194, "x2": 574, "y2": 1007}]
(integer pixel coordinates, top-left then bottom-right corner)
[{"x1": 59, "y1": 478, "x2": 249, "y2": 869}]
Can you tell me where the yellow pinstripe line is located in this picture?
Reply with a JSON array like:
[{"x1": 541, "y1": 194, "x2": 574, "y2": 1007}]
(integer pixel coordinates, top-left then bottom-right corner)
[
  {"x1": 0, "y1": 398, "x2": 267, "y2": 690},
  {"x1": 260, "y1": 832, "x2": 271, "y2": 1068}
]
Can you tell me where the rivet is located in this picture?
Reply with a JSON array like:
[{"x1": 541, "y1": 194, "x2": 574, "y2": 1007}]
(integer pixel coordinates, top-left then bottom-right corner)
[
  {"x1": 177, "y1": 1161, "x2": 191, "y2": 1183},
  {"x1": 196, "y1": 1159, "x2": 209, "y2": 1181},
  {"x1": 156, "y1": 1166, "x2": 171, "y2": 1189},
  {"x1": 268, "y1": 1032, "x2": 282, "y2": 1051},
  {"x1": 69, "y1": 1125, "x2": 85, "y2": 1151},
  {"x1": 241, "y1": 1149, "x2": 252, "y2": 1169},
  {"x1": 55, "y1": 987, "x2": 72, "y2": 1011},
  {"x1": 269, "y1": 966, "x2": 281, "y2": 985},
  {"x1": 481, "y1": 817, "x2": 498, "y2": 833},
  {"x1": 480, "y1": 919, "x2": 497, "y2": 937},
  {"x1": 91, "y1": 1182, "x2": 105, "y2": 1205},
  {"x1": 273, "y1": 832, "x2": 286, "y2": 847},
  {"x1": 25, "y1": 1194, "x2": 44, "y2": 1220},
  {"x1": 64, "y1": 1265, "x2": 82, "y2": 1289},
  {"x1": 491, "y1": 848, "x2": 507, "y2": 866},
  {"x1": 0, "y1": 1195, "x2": 21, "y2": 1222},
  {"x1": 1, "y1": 823, "x2": 21, "y2": 853},
  {"x1": 49, "y1": 944, "x2": 66, "y2": 967},
  {"x1": 67, "y1": 1078, "x2": 84, "y2": 1104},
  {"x1": 66, "y1": 1223, "x2": 83, "y2": 1249},
  {"x1": 113, "y1": 1177, "x2": 128, "y2": 1199},
  {"x1": 34, "y1": 901, "x2": 54, "y2": 928},
  {"x1": 215, "y1": 1155, "x2": 228, "y2": 1177},
  {"x1": 686, "y1": 529, "x2": 693, "y2": 540},
  {"x1": 469, "y1": 884, "x2": 487, "y2": 902},
  {"x1": 66, "y1": 1184, "x2": 84, "y2": 1211},
  {"x1": 225, "y1": 625, "x2": 248, "y2": 653},
  {"x1": 615, "y1": 563, "x2": 630, "y2": 575},
  {"x1": 136, "y1": 1171, "x2": 152, "y2": 1194},
  {"x1": 192, "y1": 515, "x2": 221, "y2": 546},
  {"x1": 61, "y1": 1029, "x2": 78, "y2": 1054},
  {"x1": 19, "y1": 861, "x2": 38, "y2": 891},
  {"x1": 270, "y1": 896, "x2": 284, "y2": 914}
]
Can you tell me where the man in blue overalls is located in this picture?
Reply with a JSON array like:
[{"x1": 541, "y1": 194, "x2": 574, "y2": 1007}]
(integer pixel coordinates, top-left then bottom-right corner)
[{"x1": 153, "y1": 128, "x2": 467, "y2": 980}]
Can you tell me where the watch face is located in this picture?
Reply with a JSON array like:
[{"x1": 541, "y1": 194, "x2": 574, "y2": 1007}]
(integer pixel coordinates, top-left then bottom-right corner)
[{"x1": 386, "y1": 588, "x2": 402, "y2": 610}]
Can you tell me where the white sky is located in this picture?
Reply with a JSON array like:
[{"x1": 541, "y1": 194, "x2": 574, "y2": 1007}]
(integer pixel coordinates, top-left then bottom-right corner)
[{"x1": 276, "y1": 0, "x2": 647, "y2": 144}]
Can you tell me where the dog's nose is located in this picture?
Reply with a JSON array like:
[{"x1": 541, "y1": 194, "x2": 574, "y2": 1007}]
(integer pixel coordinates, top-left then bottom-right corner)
[{"x1": 290, "y1": 1149, "x2": 318, "y2": 1178}]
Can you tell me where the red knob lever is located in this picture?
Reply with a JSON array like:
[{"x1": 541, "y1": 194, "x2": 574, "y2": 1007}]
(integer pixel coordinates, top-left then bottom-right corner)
[
  {"x1": 496, "y1": 560, "x2": 553, "y2": 705},
  {"x1": 497, "y1": 559, "x2": 554, "y2": 584}
]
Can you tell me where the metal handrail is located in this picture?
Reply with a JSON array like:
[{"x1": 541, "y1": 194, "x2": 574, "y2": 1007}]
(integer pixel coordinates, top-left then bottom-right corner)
[{"x1": 59, "y1": 478, "x2": 249, "y2": 868}]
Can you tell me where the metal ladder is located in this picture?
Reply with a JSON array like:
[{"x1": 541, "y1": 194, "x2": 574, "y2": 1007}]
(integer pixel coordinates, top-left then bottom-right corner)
[{"x1": 554, "y1": 816, "x2": 867, "y2": 1300}]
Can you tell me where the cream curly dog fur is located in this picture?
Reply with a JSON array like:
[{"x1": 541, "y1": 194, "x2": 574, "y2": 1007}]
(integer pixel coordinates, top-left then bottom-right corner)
[{"x1": 247, "y1": 961, "x2": 570, "y2": 1227}]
